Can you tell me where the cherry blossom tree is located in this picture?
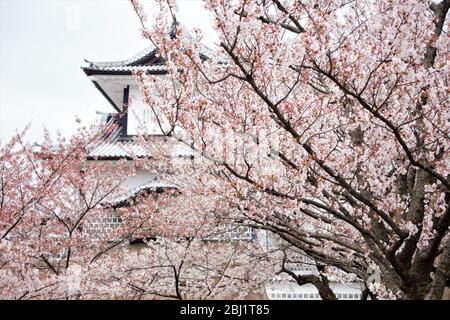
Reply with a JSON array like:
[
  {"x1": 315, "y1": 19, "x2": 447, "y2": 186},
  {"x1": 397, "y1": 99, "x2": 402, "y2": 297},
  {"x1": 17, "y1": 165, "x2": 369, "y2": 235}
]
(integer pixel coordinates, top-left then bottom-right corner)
[
  {"x1": 0, "y1": 123, "x2": 133, "y2": 299},
  {"x1": 0, "y1": 123, "x2": 274, "y2": 299},
  {"x1": 1, "y1": 0, "x2": 448, "y2": 301},
  {"x1": 130, "y1": 0, "x2": 450, "y2": 299}
]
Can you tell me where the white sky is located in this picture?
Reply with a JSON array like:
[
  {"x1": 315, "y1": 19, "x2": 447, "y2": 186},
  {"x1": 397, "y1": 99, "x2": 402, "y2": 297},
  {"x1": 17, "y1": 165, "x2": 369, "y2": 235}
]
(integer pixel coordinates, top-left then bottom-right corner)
[{"x1": 0, "y1": 0, "x2": 216, "y2": 143}]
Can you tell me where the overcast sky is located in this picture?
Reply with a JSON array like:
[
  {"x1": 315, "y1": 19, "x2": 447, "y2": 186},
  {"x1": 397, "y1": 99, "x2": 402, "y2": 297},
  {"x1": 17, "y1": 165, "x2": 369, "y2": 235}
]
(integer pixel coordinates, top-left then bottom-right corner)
[{"x1": 0, "y1": 0, "x2": 216, "y2": 143}]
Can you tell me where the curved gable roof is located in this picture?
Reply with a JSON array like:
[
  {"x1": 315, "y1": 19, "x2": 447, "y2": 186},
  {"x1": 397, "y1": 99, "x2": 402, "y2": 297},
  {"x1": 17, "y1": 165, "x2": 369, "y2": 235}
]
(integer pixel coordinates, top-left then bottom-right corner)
[
  {"x1": 84, "y1": 45, "x2": 157, "y2": 68},
  {"x1": 81, "y1": 44, "x2": 167, "y2": 75}
]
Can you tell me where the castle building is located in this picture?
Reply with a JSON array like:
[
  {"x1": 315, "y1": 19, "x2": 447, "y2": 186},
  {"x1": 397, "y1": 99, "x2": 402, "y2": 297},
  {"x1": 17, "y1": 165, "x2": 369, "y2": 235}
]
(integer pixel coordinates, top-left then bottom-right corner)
[{"x1": 81, "y1": 40, "x2": 363, "y2": 300}]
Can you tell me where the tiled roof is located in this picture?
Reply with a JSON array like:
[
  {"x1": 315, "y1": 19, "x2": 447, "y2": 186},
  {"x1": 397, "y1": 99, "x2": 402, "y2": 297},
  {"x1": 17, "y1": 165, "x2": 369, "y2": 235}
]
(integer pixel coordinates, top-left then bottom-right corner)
[
  {"x1": 108, "y1": 180, "x2": 178, "y2": 207},
  {"x1": 82, "y1": 45, "x2": 167, "y2": 75},
  {"x1": 87, "y1": 117, "x2": 151, "y2": 159},
  {"x1": 88, "y1": 138, "x2": 150, "y2": 159},
  {"x1": 86, "y1": 114, "x2": 196, "y2": 160},
  {"x1": 84, "y1": 45, "x2": 156, "y2": 68},
  {"x1": 82, "y1": 65, "x2": 167, "y2": 75},
  {"x1": 82, "y1": 30, "x2": 213, "y2": 75}
]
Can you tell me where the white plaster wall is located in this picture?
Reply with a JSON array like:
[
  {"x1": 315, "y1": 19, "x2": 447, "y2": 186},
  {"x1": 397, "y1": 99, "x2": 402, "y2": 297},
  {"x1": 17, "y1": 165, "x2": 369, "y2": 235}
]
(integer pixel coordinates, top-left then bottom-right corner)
[
  {"x1": 122, "y1": 168, "x2": 156, "y2": 190},
  {"x1": 256, "y1": 230, "x2": 279, "y2": 250},
  {"x1": 127, "y1": 85, "x2": 170, "y2": 135}
]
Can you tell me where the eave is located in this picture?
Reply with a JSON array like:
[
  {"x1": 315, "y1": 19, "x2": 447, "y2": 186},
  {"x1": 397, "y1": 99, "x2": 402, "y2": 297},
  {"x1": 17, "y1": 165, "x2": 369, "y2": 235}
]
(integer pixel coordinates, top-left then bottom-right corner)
[{"x1": 82, "y1": 66, "x2": 167, "y2": 76}]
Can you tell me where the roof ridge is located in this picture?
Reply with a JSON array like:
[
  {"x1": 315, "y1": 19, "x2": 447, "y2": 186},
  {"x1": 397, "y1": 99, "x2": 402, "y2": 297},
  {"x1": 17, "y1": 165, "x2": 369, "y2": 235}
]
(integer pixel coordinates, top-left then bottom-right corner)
[
  {"x1": 81, "y1": 65, "x2": 167, "y2": 73},
  {"x1": 84, "y1": 45, "x2": 156, "y2": 68}
]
